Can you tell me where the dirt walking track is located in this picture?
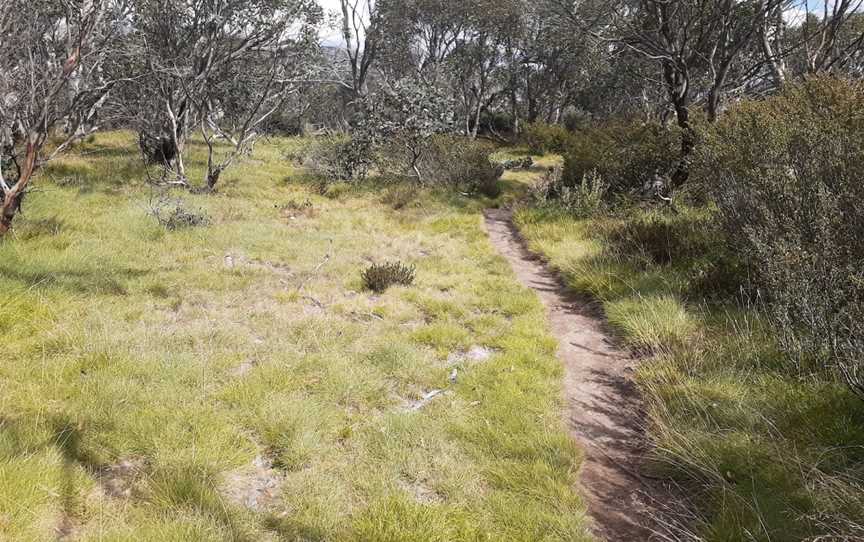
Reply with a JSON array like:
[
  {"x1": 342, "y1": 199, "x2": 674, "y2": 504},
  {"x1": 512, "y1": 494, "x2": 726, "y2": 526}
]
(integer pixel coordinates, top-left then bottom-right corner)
[{"x1": 484, "y1": 209, "x2": 670, "y2": 542}]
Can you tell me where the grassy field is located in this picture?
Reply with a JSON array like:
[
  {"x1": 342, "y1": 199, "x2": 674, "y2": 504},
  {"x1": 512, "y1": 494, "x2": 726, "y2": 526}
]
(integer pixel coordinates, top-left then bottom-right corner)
[
  {"x1": 514, "y1": 199, "x2": 864, "y2": 541},
  {"x1": 0, "y1": 134, "x2": 590, "y2": 541}
]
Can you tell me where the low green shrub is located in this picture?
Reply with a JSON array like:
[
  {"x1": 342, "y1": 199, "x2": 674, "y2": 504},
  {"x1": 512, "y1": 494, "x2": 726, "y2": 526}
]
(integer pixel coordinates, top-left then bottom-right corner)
[
  {"x1": 562, "y1": 122, "x2": 679, "y2": 196},
  {"x1": 149, "y1": 196, "x2": 210, "y2": 230},
  {"x1": 303, "y1": 135, "x2": 372, "y2": 182},
  {"x1": 600, "y1": 208, "x2": 754, "y2": 302},
  {"x1": 530, "y1": 167, "x2": 607, "y2": 218},
  {"x1": 522, "y1": 122, "x2": 572, "y2": 155},
  {"x1": 323, "y1": 182, "x2": 352, "y2": 200},
  {"x1": 703, "y1": 76, "x2": 864, "y2": 396},
  {"x1": 420, "y1": 136, "x2": 503, "y2": 196},
  {"x1": 362, "y1": 261, "x2": 416, "y2": 293},
  {"x1": 562, "y1": 110, "x2": 590, "y2": 132},
  {"x1": 380, "y1": 185, "x2": 416, "y2": 210}
]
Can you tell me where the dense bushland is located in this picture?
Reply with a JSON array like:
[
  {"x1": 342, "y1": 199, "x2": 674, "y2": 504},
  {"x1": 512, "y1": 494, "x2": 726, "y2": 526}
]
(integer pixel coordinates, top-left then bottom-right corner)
[
  {"x1": 522, "y1": 123, "x2": 573, "y2": 155},
  {"x1": 561, "y1": 122, "x2": 680, "y2": 196},
  {"x1": 524, "y1": 121, "x2": 681, "y2": 200},
  {"x1": 516, "y1": 77, "x2": 864, "y2": 540},
  {"x1": 701, "y1": 77, "x2": 864, "y2": 398}
]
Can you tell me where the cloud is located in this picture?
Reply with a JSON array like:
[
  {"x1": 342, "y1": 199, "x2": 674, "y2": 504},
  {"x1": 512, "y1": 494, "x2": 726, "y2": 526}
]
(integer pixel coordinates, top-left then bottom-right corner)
[
  {"x1": 317, "y1": 0, "x2": 344, "y2": 46},
  {"x1": 784, "y1": 7, "x2": 809, "y2": 25},
  {"x1": 316, "y1": 0, "x2": 373, "y2": 47}
]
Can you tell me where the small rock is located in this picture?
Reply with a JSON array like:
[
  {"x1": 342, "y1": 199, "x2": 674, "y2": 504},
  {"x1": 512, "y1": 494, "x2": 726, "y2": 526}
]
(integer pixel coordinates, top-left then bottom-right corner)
[
  {"x1": 466, "y1": 346, "x2": 493, "y2": 362},
  {"x1": 222, "y1": 454, "x2": 286, "y2": 512}
]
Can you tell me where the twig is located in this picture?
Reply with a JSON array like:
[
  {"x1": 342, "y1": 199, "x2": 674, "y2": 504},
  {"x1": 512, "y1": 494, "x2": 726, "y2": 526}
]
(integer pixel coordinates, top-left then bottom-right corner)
[{"x1": 295, "y1": 240, "x2": 332, "y2": 293}]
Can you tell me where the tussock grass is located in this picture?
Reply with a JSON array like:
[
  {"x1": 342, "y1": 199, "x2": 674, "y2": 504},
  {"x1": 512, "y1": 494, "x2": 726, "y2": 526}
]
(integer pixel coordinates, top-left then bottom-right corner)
[
  {"x1": 515, "y1": 203, "x2": 864, "y2": 541},
  {"x1": 0, "y1": 133, "x2": 590, "y2": 541}
]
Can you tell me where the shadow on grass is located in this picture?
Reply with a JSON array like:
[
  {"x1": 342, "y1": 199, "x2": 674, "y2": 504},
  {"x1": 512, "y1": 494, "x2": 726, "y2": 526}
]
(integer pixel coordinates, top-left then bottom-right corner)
[
  {"x1": 284, "y1": 171, "x2": 513, "y2": 216},
  {"x1": 262, "y1": 515, "x2": 329, "y2": 541},
  {"x1": 7, "y1": 413, "x2": 323, "y2": 541},
  {"x1": 0, "y1": 261, "x2": 149, "y2": 295},
  {"x1": 42, "y1": 157, "x2": 147, "y2": 194}
]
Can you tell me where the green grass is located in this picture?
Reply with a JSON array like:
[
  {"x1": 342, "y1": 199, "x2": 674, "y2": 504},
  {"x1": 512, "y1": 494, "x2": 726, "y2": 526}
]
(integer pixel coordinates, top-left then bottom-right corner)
[
  {"x1": 491, "y1": 147, "x2": 562, "y2": 203},
  {"x1": 514, "y1": 202, "x2": 864, "y2": 541},
  {"x1": 0, "y1": 133, "x2": 590, "y2": 541}
]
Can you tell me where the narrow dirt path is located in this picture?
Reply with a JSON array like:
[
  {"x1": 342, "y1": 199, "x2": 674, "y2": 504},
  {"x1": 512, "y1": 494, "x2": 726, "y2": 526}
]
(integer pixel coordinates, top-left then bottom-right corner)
[{"x1": 484, "y1": 208, "x2": 669, "y2": 542}]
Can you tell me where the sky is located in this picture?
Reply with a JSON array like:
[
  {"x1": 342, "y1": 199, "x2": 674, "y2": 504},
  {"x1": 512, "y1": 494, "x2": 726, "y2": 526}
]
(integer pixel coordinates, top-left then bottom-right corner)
[
  {"x1": 318, "y1": 0, "x2": 342, "y2": 10},
  {"x1": 786, "y1": 1, "x2": 863, "y2": 24},
  {"x1": 317, "y1": 0, "x2": 346, "y2": 45},
  {"x1": 314, "y1": 0, "x2": 857, "y2": 44}
]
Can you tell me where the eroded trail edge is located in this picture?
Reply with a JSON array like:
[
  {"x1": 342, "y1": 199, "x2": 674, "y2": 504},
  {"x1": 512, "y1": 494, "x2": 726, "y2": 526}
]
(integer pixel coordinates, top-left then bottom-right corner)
[{"x1": 484, "y1": 209, "x2": 669, "y2": 542}]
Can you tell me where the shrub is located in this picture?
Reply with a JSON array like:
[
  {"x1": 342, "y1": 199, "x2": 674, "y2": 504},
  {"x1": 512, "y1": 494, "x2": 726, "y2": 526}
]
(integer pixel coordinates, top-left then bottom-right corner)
[
  {"x1": 562, "y1": 110, "x2": 590, "y2": 132},
  {"x1": 474, "y1": 170, "x2": 504, "y2": 198},
  {"x1": 562, "y1": 122, "x2": 679, "y2": 196},
  {"x1": 362, "y1": 261, "x2": 416, "y2": 293},
  {"x1": 703, "y1": 77, "x2": 864, "y2": 397},
  {"x1": 303, "y1": 135, "x2": 372, "y2": 182},
  {"x1": 381, "y1": 185, "x2": 416, "y2": 210},
  {"x1": 149, "y1": 196, "x2": 210, "y2": 230},
  {"x1": 530, "y1": 167, "x2": 607, "y2": 218},
  {"x1": 356, "y1": 78, "x2": 454, "y2": 181},
  {"x1": 323, "y1": 182, "x2": 352, "y2": 200},
  {"x1": 522, "y1": 122, "x2": 572, "y2": 155},
  {"x1": 420, "y1": 136, "x2": 503, "y2": 196}
]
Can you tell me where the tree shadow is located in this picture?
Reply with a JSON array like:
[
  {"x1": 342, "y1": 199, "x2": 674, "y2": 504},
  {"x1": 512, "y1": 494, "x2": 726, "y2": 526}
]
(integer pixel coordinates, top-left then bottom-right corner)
[{"x1": 0, "y1": 261, "x2": 149, "y2": 296}]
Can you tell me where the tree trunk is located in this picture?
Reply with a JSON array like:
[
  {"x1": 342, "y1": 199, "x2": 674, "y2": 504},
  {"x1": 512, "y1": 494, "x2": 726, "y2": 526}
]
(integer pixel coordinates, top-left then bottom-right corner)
[
  {"x1": 205, "y1": 149, "x2": 220, "y2": 191},
  {"x1": 206, "y1": 169, "x2": 221, "y2": 191},
  {"x1": 165, "y1": 99, "x2": 187, "y2": 180},
  {"x1": 510, "y1": 90, "x2": 520, "y2": 135},
  {"x1": 706, "y1": 87, "x2": 721, "y2": 123},
  {"x1": 465, "y1": 100, "x2": 473, "y2": 136},
  {"x1": 663, "y1": 63, "x2": 695, "y2": 189},
  {"x1": 410, "y1": 148, "x2": 422, "y2": 182},
  {"x1": 472, "y1": 98, "x2": 483, "y2": 139},
  {"x1": 760, "y1": 3, "x2": 787, "y2": 88},
  {"x1": 0, "y1": 141, "x2": 37, "y2": 236},
  {"x1": 670, "y1": 99, "x2": 695, "y2": 189}
]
